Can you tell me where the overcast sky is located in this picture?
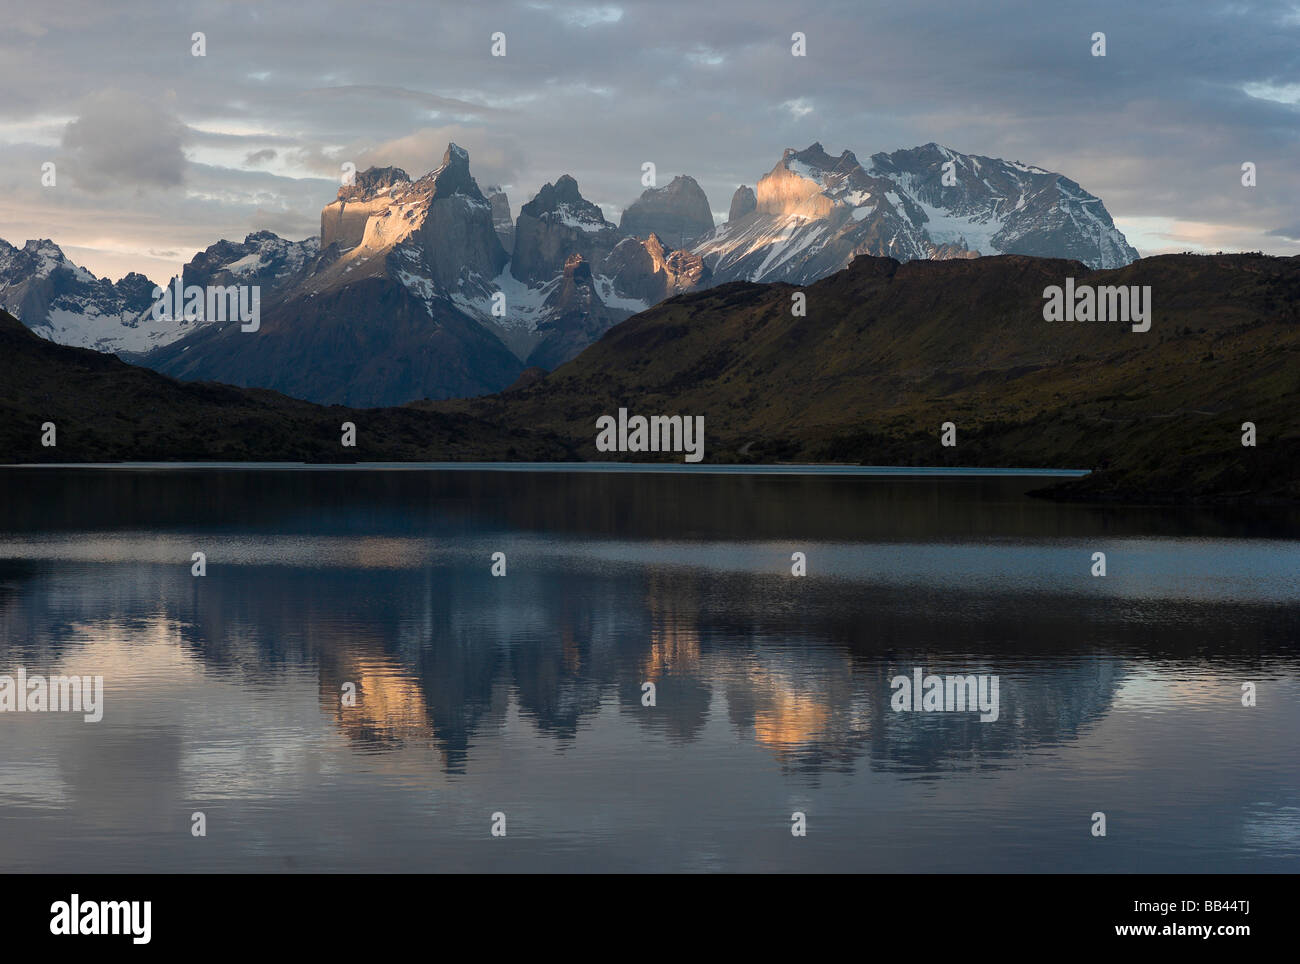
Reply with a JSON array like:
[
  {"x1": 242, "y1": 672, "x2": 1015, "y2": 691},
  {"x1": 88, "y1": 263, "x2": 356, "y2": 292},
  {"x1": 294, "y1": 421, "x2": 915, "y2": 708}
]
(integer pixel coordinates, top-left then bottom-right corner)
[{"x1": 2, "y1": 0, "x2": 1298, "y2": 283}]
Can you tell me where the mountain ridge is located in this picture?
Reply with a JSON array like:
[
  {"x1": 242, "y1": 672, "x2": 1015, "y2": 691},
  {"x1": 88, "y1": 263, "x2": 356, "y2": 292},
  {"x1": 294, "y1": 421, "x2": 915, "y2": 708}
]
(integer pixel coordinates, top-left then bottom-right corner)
[{"x1": 4, "y1": 139, "x2": 1141, "y2": 407}]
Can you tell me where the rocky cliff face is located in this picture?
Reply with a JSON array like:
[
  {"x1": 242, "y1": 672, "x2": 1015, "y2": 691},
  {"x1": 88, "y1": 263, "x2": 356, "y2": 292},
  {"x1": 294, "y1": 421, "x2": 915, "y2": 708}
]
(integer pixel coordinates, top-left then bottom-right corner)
[
  {"x1": 618, "y1": 175, "x2": 715, "y2": 246},
  {"x1": 510, "y1": 175, "x2": 620, "y2": 285},
  {"x1": 526, "y1": 253, "x2": 627, "y2": 370},
  {"x1": 319, "y1": 166, "x2": 410, "y2": 250},
  {"x1": 485, "y1": 187, "x2": 515, "y2": 252},
  {"x1": 727, "y1": 185, "x2": 757, "y2": 223},
  {"x1": 430, "y1": 172, "x2": 636, "y2": 365},
  {"x1": 600, "y1": 233, "x2": 710, "y2": 304}
]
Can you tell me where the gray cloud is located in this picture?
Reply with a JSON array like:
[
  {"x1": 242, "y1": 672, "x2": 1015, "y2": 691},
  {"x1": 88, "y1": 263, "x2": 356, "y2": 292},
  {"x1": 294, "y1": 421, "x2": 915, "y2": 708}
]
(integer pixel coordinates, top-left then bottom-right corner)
[{"x1": 60, "y1": 90, "x2": 189, "y2": 192}]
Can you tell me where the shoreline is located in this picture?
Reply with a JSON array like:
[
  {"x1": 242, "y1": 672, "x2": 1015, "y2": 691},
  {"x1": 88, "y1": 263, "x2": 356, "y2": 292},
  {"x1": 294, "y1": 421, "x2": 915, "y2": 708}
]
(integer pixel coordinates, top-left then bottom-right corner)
[{"x1": 0, "y1": 461, "x2": 1093, "y2": 477}]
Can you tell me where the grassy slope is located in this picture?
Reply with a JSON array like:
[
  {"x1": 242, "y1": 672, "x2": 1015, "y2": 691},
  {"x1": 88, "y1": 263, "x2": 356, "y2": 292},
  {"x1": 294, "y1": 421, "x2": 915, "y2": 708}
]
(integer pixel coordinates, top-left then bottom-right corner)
[
  {"x1": 0, "y1": 309, "x2": 570, "y2": 463},
  {"x1": 435, "y1": 253, "x2": 1300, "y2": 502}
]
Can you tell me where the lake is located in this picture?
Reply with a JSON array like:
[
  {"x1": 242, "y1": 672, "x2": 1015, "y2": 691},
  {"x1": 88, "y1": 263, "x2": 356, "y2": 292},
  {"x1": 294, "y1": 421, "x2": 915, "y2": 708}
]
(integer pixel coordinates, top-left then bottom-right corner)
[{"x1": 0, "y1": 466, "x2": 1297, "y2": 872}]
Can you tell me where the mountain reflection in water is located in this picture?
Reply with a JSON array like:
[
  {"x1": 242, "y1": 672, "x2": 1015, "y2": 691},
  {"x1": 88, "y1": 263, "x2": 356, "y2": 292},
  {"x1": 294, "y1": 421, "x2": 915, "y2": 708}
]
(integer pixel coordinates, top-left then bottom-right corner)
[{"x1": 0, "y1": 468, "x2": 1296, "y2": 872}]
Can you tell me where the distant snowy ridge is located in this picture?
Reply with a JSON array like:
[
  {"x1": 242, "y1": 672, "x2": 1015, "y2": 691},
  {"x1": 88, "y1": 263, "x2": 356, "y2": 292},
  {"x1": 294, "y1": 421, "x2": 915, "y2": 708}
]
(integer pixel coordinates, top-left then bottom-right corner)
[{"x1": 693, "y1": 142, "x2": 1137, "y2": 286}]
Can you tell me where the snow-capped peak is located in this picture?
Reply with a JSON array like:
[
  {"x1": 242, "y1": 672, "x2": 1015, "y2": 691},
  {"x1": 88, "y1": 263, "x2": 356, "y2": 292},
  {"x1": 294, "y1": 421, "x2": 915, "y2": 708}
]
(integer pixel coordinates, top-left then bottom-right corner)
[{"x1": 694, "y1": 141, "x2": 1138, "y2": 285}]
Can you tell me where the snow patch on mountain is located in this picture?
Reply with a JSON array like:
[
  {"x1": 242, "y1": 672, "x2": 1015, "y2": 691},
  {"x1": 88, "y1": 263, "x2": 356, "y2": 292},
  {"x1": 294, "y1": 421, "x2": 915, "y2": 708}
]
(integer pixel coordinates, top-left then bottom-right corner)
[
  {"x1": 594, "y1": 277, "x2": 650, "y2": 313},
  {"x1": 0, "y1": 237, "x2": 209, "y2": 353},
  {"x1": 449, "y1": 266, "x2": 563, "y2": 332},
  {"x1": 913, "y1": 199, "x2": 1005, "y2": 254}
]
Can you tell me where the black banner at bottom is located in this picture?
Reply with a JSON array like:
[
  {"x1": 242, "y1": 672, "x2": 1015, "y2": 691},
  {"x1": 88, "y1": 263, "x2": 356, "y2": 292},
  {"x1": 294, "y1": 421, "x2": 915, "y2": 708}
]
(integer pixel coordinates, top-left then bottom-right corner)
[{"x1": 0, "y1": 873, "x2": 1281, "y2": 950}]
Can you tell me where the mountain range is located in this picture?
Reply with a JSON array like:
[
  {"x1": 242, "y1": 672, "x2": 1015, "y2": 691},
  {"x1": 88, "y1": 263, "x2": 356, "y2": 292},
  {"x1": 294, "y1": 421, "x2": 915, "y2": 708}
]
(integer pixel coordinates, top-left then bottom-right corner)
[
  {"x1": 0, "y1": 238, "x2": 184, "y2": 353},
  {"x1": 1, "y1": 140, "x2": 1139, "y2": 406}
]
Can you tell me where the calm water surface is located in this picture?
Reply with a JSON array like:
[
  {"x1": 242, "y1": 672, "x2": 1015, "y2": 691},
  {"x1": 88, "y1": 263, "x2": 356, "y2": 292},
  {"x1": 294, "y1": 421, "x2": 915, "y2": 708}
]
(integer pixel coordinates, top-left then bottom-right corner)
[{"x1": 0, "y1": 467, "x2": 1296, "y2": 872}]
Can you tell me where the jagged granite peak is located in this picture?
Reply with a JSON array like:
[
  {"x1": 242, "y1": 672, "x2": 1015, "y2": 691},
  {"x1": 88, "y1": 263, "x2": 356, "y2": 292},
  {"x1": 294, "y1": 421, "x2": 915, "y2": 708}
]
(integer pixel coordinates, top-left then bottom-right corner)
[
  {"x1": 618, "y1": 174, "x2": 714, "y2": 246},
  {"x1": 519, "y1": 174, "x2": 609, "y2": 224},
  {"x1": 320, "y1": 143, "x2": 493, "y2": 253},
  {"x1": 728, "y1": 185, "x2": 757, "y2": 222},
  {"x1": 511, "y1": 174, "x2": 619, "y2": 285},
  {"x1": 416, "y1": 142, "x2": 486, "y2": 201},
  {"x1": 144, "y1": 143, "x2": 518, "y2": 405},
  {"x1": 114, "y1": 271, "x2": 159, "y2": 302},
  {"x1": 314, "y1": 142, "x2": 505, "y2": 293},
  {"x1": 549, "y1": 253, "x2": 600, "y2": 312},
  {"x1": 781, "y1": 141, "x2": 863, "y2": 176},
  {"x1": 0, "y1": 237, "x2": 90, "y2": 282},
  {"x1": 484, "y1": 186, "x2": 515, "y2": 252}
]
